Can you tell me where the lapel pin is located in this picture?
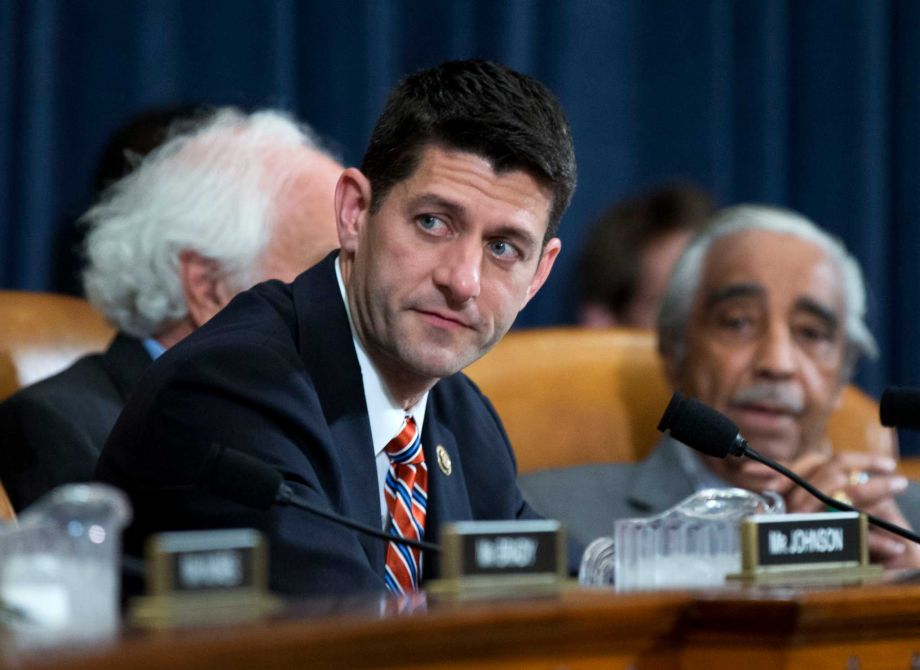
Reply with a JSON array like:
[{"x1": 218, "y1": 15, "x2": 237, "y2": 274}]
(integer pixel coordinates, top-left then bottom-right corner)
[{"x1": 436, "y1": 445, "x2": 452, "y2": 476}]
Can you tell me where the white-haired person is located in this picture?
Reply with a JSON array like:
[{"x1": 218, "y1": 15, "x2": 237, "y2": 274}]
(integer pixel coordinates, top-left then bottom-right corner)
[
  {"x1": 521, "y1": 204, "x2": 920, "y2": 568},
  {"x1": 0, "y1": 108, "x2": 343, "y2": 511}
]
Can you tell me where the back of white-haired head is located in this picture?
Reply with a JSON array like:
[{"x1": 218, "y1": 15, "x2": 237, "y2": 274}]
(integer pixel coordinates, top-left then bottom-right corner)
[
  {"x1": 82, "y1": 108, "x2": 327, "y2": 338},
  {"x1": 657, "y1": 204, "x2": 877, "y2": 380}
]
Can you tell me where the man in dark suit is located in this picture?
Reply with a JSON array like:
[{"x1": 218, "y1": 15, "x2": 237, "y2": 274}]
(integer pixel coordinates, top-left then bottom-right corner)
[
  {"x1": 96, "y1": 59, "x2": 576, "y2": 596},
  {"x1": 0, "y1": 108, "x2": 342, "y2": 511},
  {"x1": 521, "y1": 205, "x2": 920, "y2": 568}
]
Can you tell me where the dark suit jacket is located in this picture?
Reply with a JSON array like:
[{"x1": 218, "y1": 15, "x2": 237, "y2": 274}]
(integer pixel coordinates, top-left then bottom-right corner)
[
  {"x1": 0, "y1": 334, "x2": 150, "y2": 511},
  {"x1": 96, "y1": 252, "x2": 536, "y2": 596},
  {"x1": 520, "y1": 438, "x2": 920, "y2": 551}
]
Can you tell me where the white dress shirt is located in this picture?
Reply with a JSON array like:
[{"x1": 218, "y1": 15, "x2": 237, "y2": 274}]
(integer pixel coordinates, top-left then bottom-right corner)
[{"x1": 335, "y1": 257, "x2": 429, "y2": 527}]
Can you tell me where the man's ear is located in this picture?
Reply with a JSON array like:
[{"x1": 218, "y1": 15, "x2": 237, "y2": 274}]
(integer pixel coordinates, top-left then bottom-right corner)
[
  {"x1": 521, "y1": 237, "x2": 562, "y2": 309},
  {"x1": 830, "y1": 379, "x2": 847, "y2": 411},
  {"x1": 831, "y1": 348, "x2": 857, "y2": 411},
  {"x1": 334, "y1": 168, "x2": 372, "y2": 254},
  {"x1": 178, "y1": 250, "x2": 234, "y2": 327}
]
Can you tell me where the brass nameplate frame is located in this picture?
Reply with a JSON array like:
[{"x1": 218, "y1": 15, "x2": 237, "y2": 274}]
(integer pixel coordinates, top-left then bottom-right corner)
[
  {"x1": 147, "y1": 528, "x2": 267, "y2": 595},
  {"x1": 130, "y1": 528, "x2": 279, "y2": 628},
  {"x1": 429, "y1": 519, "x2": 566, "y2": 598},
  {"x1": 730, "y1": 512, "x2": 882, "y2": 584}
]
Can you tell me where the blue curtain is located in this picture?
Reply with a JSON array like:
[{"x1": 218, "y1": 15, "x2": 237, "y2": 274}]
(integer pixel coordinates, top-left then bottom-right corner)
[{"x1": 3, "y1": 0, "x2": 919, "y2": 446}]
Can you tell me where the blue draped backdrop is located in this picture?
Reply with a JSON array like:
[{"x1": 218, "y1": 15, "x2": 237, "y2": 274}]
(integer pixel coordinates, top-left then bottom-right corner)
[{"x1": 2, "y1": 1, "x2": 920, "y2": 449}]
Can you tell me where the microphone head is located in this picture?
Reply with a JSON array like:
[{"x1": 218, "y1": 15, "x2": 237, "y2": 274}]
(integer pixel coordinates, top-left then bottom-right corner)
[
  {"x1": 880, "y1": 386, "x2": 920, "y2": 430},
  {"x1": 657, "y1": 391, "x2": 745, "y2": 458},
  {"x1": 124, "y1": 434, "x2": 283, "y2": 510},
  {"x1": 203, "y1": 445, "x2": 284, "y2": 511}
]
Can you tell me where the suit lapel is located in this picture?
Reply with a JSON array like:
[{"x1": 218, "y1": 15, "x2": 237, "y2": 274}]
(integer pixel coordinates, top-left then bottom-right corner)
[
  {"x1": 291, "y1": 253, "x2": 384, "y2": 572},
  {"x1": 101, "y1": 333, "x2": 153, "y2": 401},
  {"x1": 625, "y1": 438, "x2": 697, "y2": 516},
  {"x1": 419, "y1": 394, "x2": 472, "y2": 580}
]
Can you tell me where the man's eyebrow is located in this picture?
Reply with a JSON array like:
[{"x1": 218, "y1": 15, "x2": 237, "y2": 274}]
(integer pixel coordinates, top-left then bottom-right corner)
[
  {"x1": 705, "y1": 283, "x2": 764, "y2": 309},
  {"x1": 406, "y1": 193, "x2": 467, "y2": 219},
  {"x1": 795, "y1": 296, "x2": 840, "y2": 331}
]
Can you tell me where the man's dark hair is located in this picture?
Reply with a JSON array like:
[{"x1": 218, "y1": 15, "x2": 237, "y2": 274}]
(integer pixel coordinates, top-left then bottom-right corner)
[
  {"x1": 54, "y1": 104, "x2": 209, "y2": 296},
  {"x1": 361, "y1": 60, "x2": 576, "y2": 242},
  {"x1": 93, "y1": 104, "x2": 210, "y2": 194},
  {"x1": 579, "y1": 183, "x2": 714, "y2": 318}
]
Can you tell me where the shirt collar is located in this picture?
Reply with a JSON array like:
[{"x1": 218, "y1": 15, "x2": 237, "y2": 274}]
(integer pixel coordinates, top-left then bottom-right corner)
[
  {"x1": 335, "y1": 257, "x2": 428, "y2": 456},
  {"x1": 142, "y1": 337, "x2": 166, "y2": 361}
]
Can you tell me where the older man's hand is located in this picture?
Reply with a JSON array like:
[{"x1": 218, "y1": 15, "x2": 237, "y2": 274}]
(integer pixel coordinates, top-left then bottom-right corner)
[{"x1": 761, "y1": 451, "x2": 920, "y2": 568}]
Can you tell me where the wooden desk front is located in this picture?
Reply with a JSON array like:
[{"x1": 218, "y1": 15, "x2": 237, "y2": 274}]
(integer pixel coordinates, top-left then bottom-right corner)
[{"x1": 8, "y1": 581, "x2": 920, "y2": 670}]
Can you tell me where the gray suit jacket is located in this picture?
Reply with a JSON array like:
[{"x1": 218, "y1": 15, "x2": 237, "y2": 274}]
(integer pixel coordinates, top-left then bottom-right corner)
[
  {"x1": 519, "y1": 439, "x2": 920, "y2": 552},
  {"x1": 0, "y1": 334, "x2": 151, "y2": 510}
]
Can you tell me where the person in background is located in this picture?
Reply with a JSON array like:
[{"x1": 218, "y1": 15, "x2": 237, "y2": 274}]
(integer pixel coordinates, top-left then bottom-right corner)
[
  {"x1": 522, "y1": 205, "x2": 920, "y2": 568},
  {"x1": 96, "y1": 59, "x2": 576, "y2": 596},
  {"x1": 0, "y1": 108, "x2": 343, "y2": 511},
  {"x1": 578, "y1": 183, "x2": 713, "y2": 328},
  {"x1": 53, "y1": 105, "x2": 208, "y2": 294}
]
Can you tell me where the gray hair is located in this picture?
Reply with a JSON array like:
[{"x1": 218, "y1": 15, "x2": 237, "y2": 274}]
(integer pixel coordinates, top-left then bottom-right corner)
[
  {"x1": 657, "y1": 204, "x2": 877, "y2": 379},
  {"x1": 82, "y1": 108, "x2": 328, "y2": 338}
]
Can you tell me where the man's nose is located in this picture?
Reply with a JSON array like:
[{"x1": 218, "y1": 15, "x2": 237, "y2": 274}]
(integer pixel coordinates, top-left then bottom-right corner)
[
  {"x1": 433, "y1": 241, "x2": 481, "y2": 305},
  {"x1": 753, "y1": 324, "x2": 797, "y2": 379}
]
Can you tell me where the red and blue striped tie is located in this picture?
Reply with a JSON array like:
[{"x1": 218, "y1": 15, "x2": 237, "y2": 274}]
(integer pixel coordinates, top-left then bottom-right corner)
[{"x1": 383, "y1": 415, "x2": 428, "y2": 594}]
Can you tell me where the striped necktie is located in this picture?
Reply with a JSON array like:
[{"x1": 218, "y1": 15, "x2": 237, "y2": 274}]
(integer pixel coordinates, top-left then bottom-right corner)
[{"x1": 383, "y1": 415, "x2": 428, "y2": 594}]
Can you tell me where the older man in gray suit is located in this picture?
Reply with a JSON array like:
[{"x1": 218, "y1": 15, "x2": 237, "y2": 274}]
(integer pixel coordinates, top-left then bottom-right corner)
[{"x1": 521, "y1": 205, "x2": 920, "y2": 568}]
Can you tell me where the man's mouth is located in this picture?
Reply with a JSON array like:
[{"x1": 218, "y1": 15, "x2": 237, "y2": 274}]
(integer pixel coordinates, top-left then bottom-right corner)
[
  {"x1": 729, "y1": 402, "x2": 800, "y2": 433},
  {"x1": 733, "y1": 401, "x2": 799, "y2": 415},
  {"x1": 414, "y1": 308, "x2": 472, "y2": 330}
]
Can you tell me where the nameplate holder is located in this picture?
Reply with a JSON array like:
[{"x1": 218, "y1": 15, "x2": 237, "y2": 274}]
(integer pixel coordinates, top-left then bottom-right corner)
[
  {"x1": 428, "y1": 519, "x2": 566, "y2": 598},
  {"x1": 729, "y1": 512, "x2": 882, "y2": 584},
  {"x1": 130, "y1": 529, "x2": 279, "y2": 628}
]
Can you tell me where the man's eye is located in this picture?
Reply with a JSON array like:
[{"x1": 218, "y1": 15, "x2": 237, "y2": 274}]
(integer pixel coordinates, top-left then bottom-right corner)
[
  {"x1": 718, "y1": 315, "x2": 753, "y2": 331},
  {"x1": 796, "y1": 324, "x2": 832, "y2": 343},
  {"x1": 710, "y1": 311, "x2": 761, "y2": 345},
  {"x1": 488, "y1": 239, "x2": 520, "y2": 260},
  {"x1": 417, "y1": 215, "x2": 447, "y2": 234}
]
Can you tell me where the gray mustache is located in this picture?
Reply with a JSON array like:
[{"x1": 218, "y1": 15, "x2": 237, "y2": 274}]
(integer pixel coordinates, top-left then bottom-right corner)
[{"x1": 732, "y1": 384, "x2": 804, "y2": 414}]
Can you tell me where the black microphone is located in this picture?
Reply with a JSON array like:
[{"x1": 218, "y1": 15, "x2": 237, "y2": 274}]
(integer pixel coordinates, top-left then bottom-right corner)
[
  {"x1": 880, "y1": 386, "x2": 920, "y2": 431},
  {"x1": 658, "y1": 392, "x2": 920, "y2": 546},
  {"x1": 658, "y1": 392, "x2": 746, "y2": 458},
  {"x1": 200, "y1": 443, "x2": 440, "y2": 554}
]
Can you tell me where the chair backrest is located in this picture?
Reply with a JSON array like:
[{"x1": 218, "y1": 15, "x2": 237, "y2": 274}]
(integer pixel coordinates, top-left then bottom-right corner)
[
  {"x1": 463, "y1": 327, "x2": 895, "y2": 474},
  {"x1": 0, "y1": 482, "x2": 15, "y2": 523},
  {"x1": 0, "y1": 291, "x2": 115, "y2": 402}
]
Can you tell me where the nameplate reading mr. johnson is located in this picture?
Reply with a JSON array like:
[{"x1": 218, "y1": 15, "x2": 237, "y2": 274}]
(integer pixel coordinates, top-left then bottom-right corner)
[{"x1": 742, "y1": 512, "x2": 864, "y2": 571}]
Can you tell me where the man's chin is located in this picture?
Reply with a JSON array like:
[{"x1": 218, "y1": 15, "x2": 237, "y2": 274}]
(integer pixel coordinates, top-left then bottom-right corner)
[
  {"x1": 704, "y1": 450, "x2": 783, "y2": 492},
  {"x1": 397, "y1": 343, "x2": 481, "y2": 381},
  {"x1": 710, "y1": 433, "x2": 804, "y2": 492},
  {"x1": 742, "y1": 432, "x2": 801, "y2": 464},
  {"x1": 729, "y1": 459, "x2": 782, "y2": 490}
]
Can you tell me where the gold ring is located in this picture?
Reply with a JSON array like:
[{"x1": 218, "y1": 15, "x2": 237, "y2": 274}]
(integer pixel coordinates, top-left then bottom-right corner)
[
  {"x1": 831, "y1": 489, "x2": 853, "y2": 506},
  {"x1": 848, "y1": 470, "x2": 870, "y2": 486}
]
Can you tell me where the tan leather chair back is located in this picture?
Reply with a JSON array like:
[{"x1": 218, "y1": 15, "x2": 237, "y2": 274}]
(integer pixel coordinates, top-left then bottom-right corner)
[
  {"x1": 464, "y1": 327, "x2": 895, "y2": 474},
  {"x1": 0, "y1": 482, "x2": 15, "y2": 523},
  {"x1": 0, "y1": 291, "x2": 114, "y2": 402}
]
